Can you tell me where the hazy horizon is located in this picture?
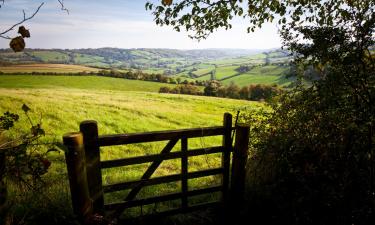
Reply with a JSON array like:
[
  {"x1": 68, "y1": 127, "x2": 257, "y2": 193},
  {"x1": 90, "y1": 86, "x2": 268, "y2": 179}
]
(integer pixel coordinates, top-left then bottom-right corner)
[
  {"x1": 0, "y1": 46, "x2": 278, "y2": 51},
  {"x1": 0, "y1": 0, "x2": 282, "y2": 49}
]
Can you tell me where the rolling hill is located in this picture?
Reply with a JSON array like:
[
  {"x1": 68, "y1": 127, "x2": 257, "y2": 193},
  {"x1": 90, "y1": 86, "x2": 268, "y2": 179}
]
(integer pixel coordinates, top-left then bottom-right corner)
[
  {"x1": 0, "y1": 48, "x2": 266, "y2": 70},
  {"x1": 0, "y1": 75, "x2": 261, "y2": 217},
  {"x1": 0, "y1": 48, "x2": 294, "y2": 87}
]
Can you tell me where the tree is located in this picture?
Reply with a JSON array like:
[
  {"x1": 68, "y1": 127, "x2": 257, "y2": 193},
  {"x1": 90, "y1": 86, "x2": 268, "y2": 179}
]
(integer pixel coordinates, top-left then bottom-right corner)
[
  {"x1": 146, "y1": 1, "x2": 369, "y2": 40},
  {"x1": 147, "y1": 1, "x2": 375, "y2": 224},
  {"x1": 225, "y1": 82, "x2": 240, "y2": 99},
  {"x1": 239, "y1": 86, "x2": 250, "y2": 100},
  {"x1": 0, "y1": 0, "x2": 68, "y2": 52},
  {"x1": 204, "y1": 80, "x2": 221, "y2": 96}
]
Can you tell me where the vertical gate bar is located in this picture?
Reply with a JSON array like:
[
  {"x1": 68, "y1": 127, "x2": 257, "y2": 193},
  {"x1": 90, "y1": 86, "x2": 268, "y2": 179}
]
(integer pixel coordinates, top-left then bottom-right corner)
[
  {"x1": 231, "y1": 125, "x2": 250, "y2": 205},
  {"x1": 221, "y1": 113, "x2": 232, "y2": 205},
  {"x1": 80, "y1": 120, "x2": 104, "y2": 213},
  {"x1": 63, "y1": 132, "x2": 93, "y2": 222},
  {"x1": 181, "y1": 137, "x2": 188, "y2": 209}
]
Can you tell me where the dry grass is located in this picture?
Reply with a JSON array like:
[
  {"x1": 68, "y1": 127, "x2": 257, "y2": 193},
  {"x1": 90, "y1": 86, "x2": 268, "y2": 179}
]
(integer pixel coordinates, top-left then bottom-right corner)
[{"x1": 0, "y1": 64, "x2": 100, "y2": 73}]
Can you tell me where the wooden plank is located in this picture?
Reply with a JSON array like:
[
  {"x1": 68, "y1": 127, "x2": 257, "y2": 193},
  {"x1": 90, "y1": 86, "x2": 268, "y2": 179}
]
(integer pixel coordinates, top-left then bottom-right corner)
[
  {"x1": 103, "y1": 168, "x2": 224, "y2": 193},
  {"x1": 100, "y1": 146, "x2": 224, "y2": 169},
  {"x1": 80, "y1": 121, "x2": 104, "y2": 213},
  {"x1": 181, "y1": 137, "x2": 188, "y2": 209},
  {"x1": 104, "y1": 186, "x2": 222, "y2": 210},
  {"x1": 221, "y1": 113, "x2": 232, "y2": 204},
  {"x1": 125, "y1": 139, "x2": 178, "y2": 200},
  {"x1": 99, "y1": 127, "x2": 225, "y2": 146},
  {"x1": 103, "y1": 174, "x2": 181, "y2": 193}
]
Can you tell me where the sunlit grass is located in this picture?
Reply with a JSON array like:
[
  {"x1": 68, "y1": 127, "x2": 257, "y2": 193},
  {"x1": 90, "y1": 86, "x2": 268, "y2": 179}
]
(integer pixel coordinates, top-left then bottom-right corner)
[
  {"x1": 0, "y1": 75, "x2": 176, "y2": 92},
  {"x1": 0, "y1": 64, "x2": 100, "y2": 73},
  {"x1": 0, "y1": 76, "x2": 261, "y2": 218}
]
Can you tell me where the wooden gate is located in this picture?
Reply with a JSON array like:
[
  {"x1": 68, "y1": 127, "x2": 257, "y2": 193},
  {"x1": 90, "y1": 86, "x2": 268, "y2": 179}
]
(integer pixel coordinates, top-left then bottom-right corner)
[{"x1": 63, "y1": 113, "x2": 249, "y2": 222}]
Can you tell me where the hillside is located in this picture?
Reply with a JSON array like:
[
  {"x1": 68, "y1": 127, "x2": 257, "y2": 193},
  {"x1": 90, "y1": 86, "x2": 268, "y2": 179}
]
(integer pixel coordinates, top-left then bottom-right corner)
[
  {"x1": 0, "y1": 75, "x2": 178, "y2": 92},
  {"x1": 0, "y1": 48, "x2": 294, "y2": 87},
  {"x1": 0, "y1": 48, "x2": 265, "y2": 70},
  {"x1": 0, "y1": 64, "x2": 100, "y2": 73},
  {"x1": 0, "y1": 76, "x2": 260, "y2": 217},
  {"x1": 175, "y1": 49, "x2": 293, "y2": 87}
]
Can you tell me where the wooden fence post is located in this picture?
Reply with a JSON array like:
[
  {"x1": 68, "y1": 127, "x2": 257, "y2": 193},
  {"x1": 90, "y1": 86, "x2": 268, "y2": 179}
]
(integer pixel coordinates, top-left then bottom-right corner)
[
  {"x1": 181, "y1": 137, "x2": 188, "y2": 210},
  {"x1": 222, "y1": 113, "x2": 232, "y2": 205},
  {"x1": 63, "y1": 132, "x2": 93, "y2": 222},
  {"x1": 80, "y1": 121, "x2": 104, "y2": 213},
  {"x1": 231, "y1": 125, "x2": 250, "y2": 205}
]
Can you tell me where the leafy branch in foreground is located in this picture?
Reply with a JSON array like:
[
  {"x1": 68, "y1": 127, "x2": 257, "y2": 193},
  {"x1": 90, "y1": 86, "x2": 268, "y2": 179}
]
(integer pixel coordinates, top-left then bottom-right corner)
[
  {"x1": 0, "y1": 104, "x2": 58, "y2": 224},
  {"x1": 147, "y1": 1, "x2": 374, "y2": 41},
  {"x1": 1, "y1": 0, "x2": 69, "y2": 52},
  {"x1": 147, "y1": 0, "x2": 375, "y2": 224}
]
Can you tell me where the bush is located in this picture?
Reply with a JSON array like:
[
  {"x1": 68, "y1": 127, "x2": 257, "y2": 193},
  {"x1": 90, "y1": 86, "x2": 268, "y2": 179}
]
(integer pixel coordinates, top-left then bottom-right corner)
[
  {"x1": 159, "y1": 86, "x2": 171, "y2": 93},
  {"x1": 0, "y1": 105, "x2": 58, "y2": 225}
]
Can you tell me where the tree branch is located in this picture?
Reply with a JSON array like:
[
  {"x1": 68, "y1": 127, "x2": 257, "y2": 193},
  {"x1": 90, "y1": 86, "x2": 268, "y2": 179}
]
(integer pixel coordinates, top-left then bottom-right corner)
[
  {"x1": 0, "y1": 2, "x2": 44, "y2": 39},
  {"x1": 57, "y1": 0, "x2": 69, "y2": 14}
]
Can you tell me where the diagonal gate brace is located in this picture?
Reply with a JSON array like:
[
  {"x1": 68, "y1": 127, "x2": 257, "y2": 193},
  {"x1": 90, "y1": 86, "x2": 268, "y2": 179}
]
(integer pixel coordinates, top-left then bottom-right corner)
[{"x1": 112, "y1": 138, "x2": 179, "y2": 217}]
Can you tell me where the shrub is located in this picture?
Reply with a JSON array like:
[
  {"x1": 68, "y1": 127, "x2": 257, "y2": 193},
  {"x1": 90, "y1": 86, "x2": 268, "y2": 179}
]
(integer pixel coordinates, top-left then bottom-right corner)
[
  {"x1": 0, "y1": 105, "x2": 57, "y2": 225},
  {"x1": 159, "y1": 86, "x2": 171, "y2": 93}
]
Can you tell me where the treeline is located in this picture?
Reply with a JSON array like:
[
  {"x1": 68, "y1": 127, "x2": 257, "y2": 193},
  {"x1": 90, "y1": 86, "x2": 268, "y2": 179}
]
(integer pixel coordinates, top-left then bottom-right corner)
[
  {"x1": 97, "y1": 69, "x2": 209, "y2": 86},
  {"x1": 0, "y1": 71, "x2": 96, "y2": 76},
  {"x1": 0, "y1": 69, "x2": 209, "y2": 86},
  {"x1": 159, "y1": 80, "x2": 282, "y2": 101}
]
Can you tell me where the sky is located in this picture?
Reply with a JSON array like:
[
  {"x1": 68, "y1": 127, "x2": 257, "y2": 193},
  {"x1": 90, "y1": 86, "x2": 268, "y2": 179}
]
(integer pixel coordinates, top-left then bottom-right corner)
[{"x1": 0, "y1": 0, "x2": 282, "y2": 49}]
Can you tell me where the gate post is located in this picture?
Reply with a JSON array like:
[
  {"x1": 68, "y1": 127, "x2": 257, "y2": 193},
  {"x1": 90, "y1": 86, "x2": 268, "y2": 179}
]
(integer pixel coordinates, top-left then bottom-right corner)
[
  {"x1": 80, "y1": 121, "x2": 104, "y2": 213},
  {"x1": 231, "y1": 125, "x2": 250, "y2": 205},
  {"x1": 63, "y1": 132, "x2": 93, "y2": 222},
  {"x1": 222, "y1": 113, "x2": 232, "y2": 205}
]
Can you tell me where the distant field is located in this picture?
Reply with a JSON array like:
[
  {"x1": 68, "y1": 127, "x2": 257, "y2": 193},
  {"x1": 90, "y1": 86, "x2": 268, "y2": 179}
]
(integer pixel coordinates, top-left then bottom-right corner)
[
  {"x1": 0, "y1": 64, "x2": 100, "y2": 73},
  {"x1": 215, "y1": 66, "x2": 239, "y2": 80},
  {"x1": 0, "y1": 75, "x2": 177, "y2": 92},
  {"x1": 0, "y1": 75, "x2": 260, "y2": 216},
  {"x1": 221, "y1": 65, "x2": 291, "y2": 86},
  {"x1": 249, "y1": 65, "x2": 288, "y2": 75},
  {"x1": 191, "y1": 68, "x2": 213, "y2": 77},
  {"x1": 141, "y1": 68, "x2": 166, "y2": 74},
  {"x1": 29, "y1": 51, "x2": 70, "y2": 62},
  {"x1": 208, "y1": 57, "x2": 252, "y2": 66},
  {"x1": 195, "y1": 73, "x2": 212, "y2": 81},
  {"x1": 222, "y1": 74, "x2": 292, "y2": 86}
]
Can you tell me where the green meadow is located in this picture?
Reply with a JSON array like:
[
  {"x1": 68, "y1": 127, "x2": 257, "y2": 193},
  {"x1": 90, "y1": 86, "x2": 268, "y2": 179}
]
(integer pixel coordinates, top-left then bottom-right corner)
[
  {"x1": 0, "y1": 75, "x2": 261, "y2": 217},
  {"x1": 0, "y1": 75, "x2": 176, "y2": 91}
]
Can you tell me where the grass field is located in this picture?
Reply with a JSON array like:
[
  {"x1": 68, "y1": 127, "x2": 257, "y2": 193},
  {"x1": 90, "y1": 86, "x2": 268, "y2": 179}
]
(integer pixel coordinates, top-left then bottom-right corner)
[
  {"x1": 29, "y1": 51, "x2": 70, "y2": 62},
  {"x1": 215, "y1": 66, "x2": 239, "y2": 80},
  {"x1": 191, "y1": 68, "x2": 213, "y2": 77},
  {"x1": 0, "y1": 75, "x2": 260, "y2": 219},
  {"x1": 222, "y1": 74, "x2": 292, "y2": 86},
  {"x1": 221, "y1": 65, "x2": 292, "y2": 86},
  {"x1": 0, "y1": 64, "x2": 100, "y2": 73},
  {"x1": 0, "y1": 75, "x2": 177, "y2": 92},
  {"x1": 73, "y1": 53, "x2": 105, "y2": 64}
]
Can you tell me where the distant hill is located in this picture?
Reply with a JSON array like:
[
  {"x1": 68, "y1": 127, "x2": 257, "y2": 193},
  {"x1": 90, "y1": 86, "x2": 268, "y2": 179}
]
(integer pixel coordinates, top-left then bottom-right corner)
[
  {"x1": 0, "y1": 48, "x2": 295, "y2": 87},
  {"x1": 0, "y1": 48, "x2": 266, "y2": 69}
]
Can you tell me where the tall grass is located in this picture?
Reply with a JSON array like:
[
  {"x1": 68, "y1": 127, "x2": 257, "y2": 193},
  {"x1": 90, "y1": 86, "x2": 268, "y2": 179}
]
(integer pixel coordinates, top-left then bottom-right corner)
[
  {"x1": 0, "y1": 76, "x2": 261, "y2": 222},
  {"x1": 0, "y1": 75, "x2": 176, "y2": 92}
]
